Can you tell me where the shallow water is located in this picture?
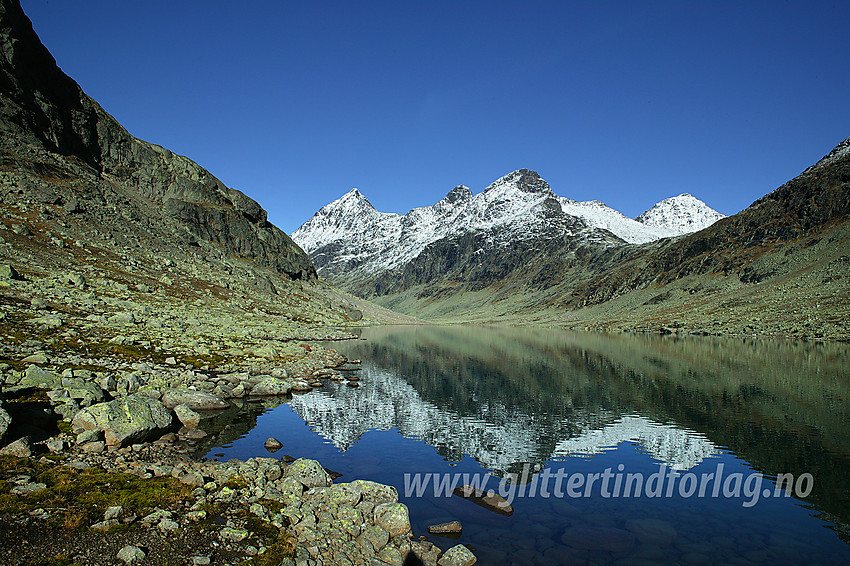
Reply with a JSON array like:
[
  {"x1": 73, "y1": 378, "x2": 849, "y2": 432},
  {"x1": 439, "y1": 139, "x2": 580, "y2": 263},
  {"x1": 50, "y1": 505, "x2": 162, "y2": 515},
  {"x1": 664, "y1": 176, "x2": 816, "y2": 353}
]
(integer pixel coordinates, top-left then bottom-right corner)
[{"x1": 205, "y1": 325, "x2": 850, "y2": 565}]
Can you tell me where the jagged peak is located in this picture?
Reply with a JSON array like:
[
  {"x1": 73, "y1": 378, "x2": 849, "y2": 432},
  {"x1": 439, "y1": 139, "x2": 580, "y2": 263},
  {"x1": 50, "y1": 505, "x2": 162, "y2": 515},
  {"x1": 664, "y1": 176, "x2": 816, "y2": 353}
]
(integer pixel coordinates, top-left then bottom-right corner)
[
  {"x1": 321, "y1": 187, "x2": 376, "y2": 213},
  {"x1": 485, "y1": 169, "x2": 552, "y2": 195},
  {"x1": 438, "y1": 185, "x2": 473, "y2": 206}
]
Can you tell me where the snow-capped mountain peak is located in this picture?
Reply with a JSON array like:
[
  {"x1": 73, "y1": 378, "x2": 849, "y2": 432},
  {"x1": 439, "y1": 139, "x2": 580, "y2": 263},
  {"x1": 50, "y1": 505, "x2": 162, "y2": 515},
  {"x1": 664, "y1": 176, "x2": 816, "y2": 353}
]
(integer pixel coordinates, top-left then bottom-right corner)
[
  {"x1": 292, "y1": 170, "x2": 727, "y2": 285},
  {"x1": 636, "y1": 193, "x2": 726, "y2": 235},
  {"x1": 484, "y1": 168, "x2": 554, "y2": 196}
]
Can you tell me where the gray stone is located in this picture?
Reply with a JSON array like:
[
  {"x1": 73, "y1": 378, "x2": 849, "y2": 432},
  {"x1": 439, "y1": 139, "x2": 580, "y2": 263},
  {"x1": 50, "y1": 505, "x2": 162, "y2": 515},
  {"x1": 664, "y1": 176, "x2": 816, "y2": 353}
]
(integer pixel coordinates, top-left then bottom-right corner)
[
  {"x1": 0, "y1": 437, "x2": 32, "y2": 457},
  {"x1": 219, "y1": 526, "x2": 249, "y2": 542},
  {"x1": 104, "y1": 505, "x2": 123, "y2": 520},
  {"x1": 438, "y1": 544, "x2": 477, "y2": 566},
  {"x1": 117, "y1": 545, "x2": 146, "y2": 564},
  {"x1": 158, "y1": 518, "x2": 179, "y2": 532},
  {"x1": 452, "y1": 485, "x2": 513, "y2": 516},
  {"x1": 109, "y1": 312, "x2": 136, "y2": 325},
  {"x1": 374, "y1": 502, "x2": 411, "y2": 537},
  {"x1": 428, "y1": 521, "x2": 463, "y2": 535},
  {"x1": 19, "y1": 365, "x2": 61, "y2": 389},
  {"x1": 161, "y1": 388, "x2": 229, "y2": 410},
  {"x1": 349, "y1": 480, "x2": 398, "y2": 505},
  {"x1": 283, "y1": 458, "x2": 332, "y2": 489},
  {"x1": 71, "y1": 394, "x2": 174, "y2": 447},
  {"x1": 10, "y1": 482, "x2": 47, "y2": 495},
  {"x1": 0, "y1": 264, "x2": 22, "y2": 280},
  {"x1": 46, "y1": 437, "x2": 67, "y2": 453},
  {"x1": 82, "y1": 440, "x2": 106, "y2": 453},
  {"x1": 174, "y1": 404, "x2": 201, "y2": 428},
  {"x1": 76, "y1": 429, "x2": 104, "y2": 444},
  {"x1": 376, "y1": 545, "x2": 404, "y2": 566},
  {"x1": 91, "y1": 519, "x2": 119, "y2": 532},
  {"x1": 250, "y1": 377, "x2": 293, "y2": 396},
  {"x1": 192, "y1": 557, "x2": 211, "y2": 566},
  {"x1": 360, "y1": 525, "x2": 390, "y2": 553},
  {"x1": 66, "y1": 272, "x2": 86, "y2": 289},
  {"x1": 264, "y1": 437, "x2": 283, "y2": 452}
]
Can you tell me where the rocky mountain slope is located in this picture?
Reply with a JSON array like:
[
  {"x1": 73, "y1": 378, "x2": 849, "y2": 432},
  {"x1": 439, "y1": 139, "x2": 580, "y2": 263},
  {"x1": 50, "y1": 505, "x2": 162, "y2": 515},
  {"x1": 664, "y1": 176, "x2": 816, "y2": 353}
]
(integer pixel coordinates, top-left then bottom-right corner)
[
  {"x1": 0, "y1": 0, "x2": 315, "y2": 281},
  {"x1": 0, "y1": 2, "x2": 443, "y2": 563},
  {"x1": 293, "y1": 169, "x2": 723, "y2": 296}
]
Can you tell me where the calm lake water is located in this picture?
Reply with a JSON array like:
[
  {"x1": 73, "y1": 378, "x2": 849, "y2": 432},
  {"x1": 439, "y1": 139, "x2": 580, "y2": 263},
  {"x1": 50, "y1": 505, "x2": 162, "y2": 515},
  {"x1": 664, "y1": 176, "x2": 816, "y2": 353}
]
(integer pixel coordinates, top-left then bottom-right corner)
[{"x1": 204, "y1": 325, "x2": 850, "y2": 565}]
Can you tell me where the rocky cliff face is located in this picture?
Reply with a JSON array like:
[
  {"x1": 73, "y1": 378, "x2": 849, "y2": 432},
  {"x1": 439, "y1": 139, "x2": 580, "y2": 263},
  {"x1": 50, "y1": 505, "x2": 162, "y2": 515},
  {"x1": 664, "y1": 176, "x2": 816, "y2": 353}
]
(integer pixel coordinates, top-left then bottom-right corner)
[{"x1": 0, "y1": 0, "x2": 315, "y2": 280}]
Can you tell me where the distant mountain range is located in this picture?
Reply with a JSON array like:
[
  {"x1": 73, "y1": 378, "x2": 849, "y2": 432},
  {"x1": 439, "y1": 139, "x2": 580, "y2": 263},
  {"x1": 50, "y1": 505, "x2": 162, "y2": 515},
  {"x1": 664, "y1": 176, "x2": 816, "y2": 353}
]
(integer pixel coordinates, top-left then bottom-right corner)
[
  {"x1": 294, "y1": 139, "x2": 849, "y2": 339},
  {"x1": 293, "y1": 169, "x2": 724, "y2": 295}
]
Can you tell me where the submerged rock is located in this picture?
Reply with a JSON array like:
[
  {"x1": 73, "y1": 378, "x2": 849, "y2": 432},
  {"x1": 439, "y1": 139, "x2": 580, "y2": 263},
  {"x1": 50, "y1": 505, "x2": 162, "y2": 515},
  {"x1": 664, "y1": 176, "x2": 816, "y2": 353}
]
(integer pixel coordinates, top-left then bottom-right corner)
[
  {"x1": 561, "y1": 524, "x2": 636, "y2": 553},
  {"x1": 453, "y1": 485, "x2": 513, "y2": 516}
]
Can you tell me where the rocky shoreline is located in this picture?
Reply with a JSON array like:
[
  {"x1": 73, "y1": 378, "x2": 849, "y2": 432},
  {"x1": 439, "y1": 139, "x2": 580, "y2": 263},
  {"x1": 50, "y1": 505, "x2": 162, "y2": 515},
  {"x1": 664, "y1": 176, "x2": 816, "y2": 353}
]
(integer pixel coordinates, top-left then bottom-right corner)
[{"x1": 0, "y1": 264, "x2": 475, "y2": 565}]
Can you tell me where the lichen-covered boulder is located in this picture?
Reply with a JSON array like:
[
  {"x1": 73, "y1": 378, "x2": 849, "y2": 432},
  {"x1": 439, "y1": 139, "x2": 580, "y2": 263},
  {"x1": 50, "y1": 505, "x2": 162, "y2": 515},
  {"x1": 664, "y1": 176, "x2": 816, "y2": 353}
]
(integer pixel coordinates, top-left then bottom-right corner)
[
  {"x1": 349, "y1": 479, "x2": 399, "y2": 505},
  {"x1": 17, "y1": 365, "x2": 61, "y2": 390},
  {"x1": 438, "y1": 544, "x2": 477, "y2": 566},
  {"x1": 249, "y1": 377, "x2": 292, "y2": 396},
  {"x1": 161, "y1": 388, "x2": 229, "y2": 410},
  {"x1": 374, "y1": 502, "x2": 411, "y2": 537},
  {"x1": 72, "y1": 394, "x2": 173, "y2": 446},
  {"x1": 282, "y1": 458, "x2": 332, "y2": 489}
]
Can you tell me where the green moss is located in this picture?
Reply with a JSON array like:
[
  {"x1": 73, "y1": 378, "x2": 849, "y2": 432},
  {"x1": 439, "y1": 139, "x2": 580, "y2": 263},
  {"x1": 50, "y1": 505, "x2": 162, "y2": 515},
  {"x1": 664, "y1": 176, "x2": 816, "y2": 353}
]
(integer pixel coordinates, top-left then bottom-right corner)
[
  {"x1": 222, "y1": 477, "x2": 249, "y2": 490},
  {"x1": 239, "y1": 532, "x2": 295, "y2": 565},
  {"x1": 0, "y1": 456, "x2": 191, "y2": 530}
]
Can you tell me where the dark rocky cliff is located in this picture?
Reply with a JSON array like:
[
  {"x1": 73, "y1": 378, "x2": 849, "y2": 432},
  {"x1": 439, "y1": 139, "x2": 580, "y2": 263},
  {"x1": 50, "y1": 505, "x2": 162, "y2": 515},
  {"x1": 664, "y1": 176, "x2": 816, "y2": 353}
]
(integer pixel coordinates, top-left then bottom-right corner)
[{"x1": 0, "y1": 0, "x2": 315, "y2": 280}]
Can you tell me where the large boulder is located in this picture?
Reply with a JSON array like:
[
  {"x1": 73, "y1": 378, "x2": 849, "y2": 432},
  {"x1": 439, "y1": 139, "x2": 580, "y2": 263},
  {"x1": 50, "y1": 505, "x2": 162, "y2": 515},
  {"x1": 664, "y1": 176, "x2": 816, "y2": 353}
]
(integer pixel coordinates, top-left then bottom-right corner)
[
  {"x1": 249, "y1": 377, "x2": 293, "y2": 396},
  {"x1": 17, "y1": 365, "x2": 61, "y2": 390},
  {"x1": 71, "y1": 395, "x2": 174, "y2": 447},
  {"x1": 281, "y1": 458, "x2": 332, "y2": 489},
  {"x1": 161, "y1": 388, "x2": 229, "y2": 410},
  {"x1": 374, "y1": 502, "x2": 411, "y2": 537}
]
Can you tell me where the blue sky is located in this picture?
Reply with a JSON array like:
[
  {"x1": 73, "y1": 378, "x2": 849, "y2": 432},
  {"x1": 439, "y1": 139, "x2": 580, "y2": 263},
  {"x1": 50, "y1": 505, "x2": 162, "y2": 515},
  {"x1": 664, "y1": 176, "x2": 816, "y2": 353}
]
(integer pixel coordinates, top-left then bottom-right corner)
[{"x1": 21, "y1": 0, "x2": 850, "y2": 233}]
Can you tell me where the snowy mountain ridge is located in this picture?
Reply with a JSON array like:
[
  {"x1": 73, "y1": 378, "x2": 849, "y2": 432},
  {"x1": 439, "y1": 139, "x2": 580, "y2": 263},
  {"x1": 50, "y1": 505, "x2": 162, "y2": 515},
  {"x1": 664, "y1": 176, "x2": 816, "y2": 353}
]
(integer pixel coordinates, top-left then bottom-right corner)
[{"x1": 292, "y1": 169, "x2": 725, "y2": 281}]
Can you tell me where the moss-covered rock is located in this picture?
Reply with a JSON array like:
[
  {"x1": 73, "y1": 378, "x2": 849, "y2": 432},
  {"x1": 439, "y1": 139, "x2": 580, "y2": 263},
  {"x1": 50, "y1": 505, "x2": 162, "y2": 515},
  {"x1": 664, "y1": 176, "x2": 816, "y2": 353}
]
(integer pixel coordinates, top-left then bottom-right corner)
[{"x1": 71, "y1": 395, "x2": 174, "y2": 447}]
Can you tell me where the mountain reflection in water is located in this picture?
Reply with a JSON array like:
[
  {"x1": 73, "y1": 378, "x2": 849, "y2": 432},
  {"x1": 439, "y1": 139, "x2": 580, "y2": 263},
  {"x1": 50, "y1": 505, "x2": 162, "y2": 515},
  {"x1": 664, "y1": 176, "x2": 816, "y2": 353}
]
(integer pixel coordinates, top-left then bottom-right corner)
[{"x1": 207, "y1": 325, "x2": 850, "y2": 563}]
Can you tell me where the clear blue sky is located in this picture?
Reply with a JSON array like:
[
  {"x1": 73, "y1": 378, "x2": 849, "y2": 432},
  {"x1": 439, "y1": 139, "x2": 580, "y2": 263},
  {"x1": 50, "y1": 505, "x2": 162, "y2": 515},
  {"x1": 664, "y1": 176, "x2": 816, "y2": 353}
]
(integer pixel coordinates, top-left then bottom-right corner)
[{"x1": 21, "y1": 0, "x2": 850, "y2": 233}]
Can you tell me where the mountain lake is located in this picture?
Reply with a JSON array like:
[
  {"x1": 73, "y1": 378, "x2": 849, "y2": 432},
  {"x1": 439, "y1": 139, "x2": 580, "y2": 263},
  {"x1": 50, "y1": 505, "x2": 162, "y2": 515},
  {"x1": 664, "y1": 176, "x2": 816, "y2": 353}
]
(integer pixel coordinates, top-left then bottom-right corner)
[{"x1": 202, "y1": 325, "x2": 850, "y2": 565}]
